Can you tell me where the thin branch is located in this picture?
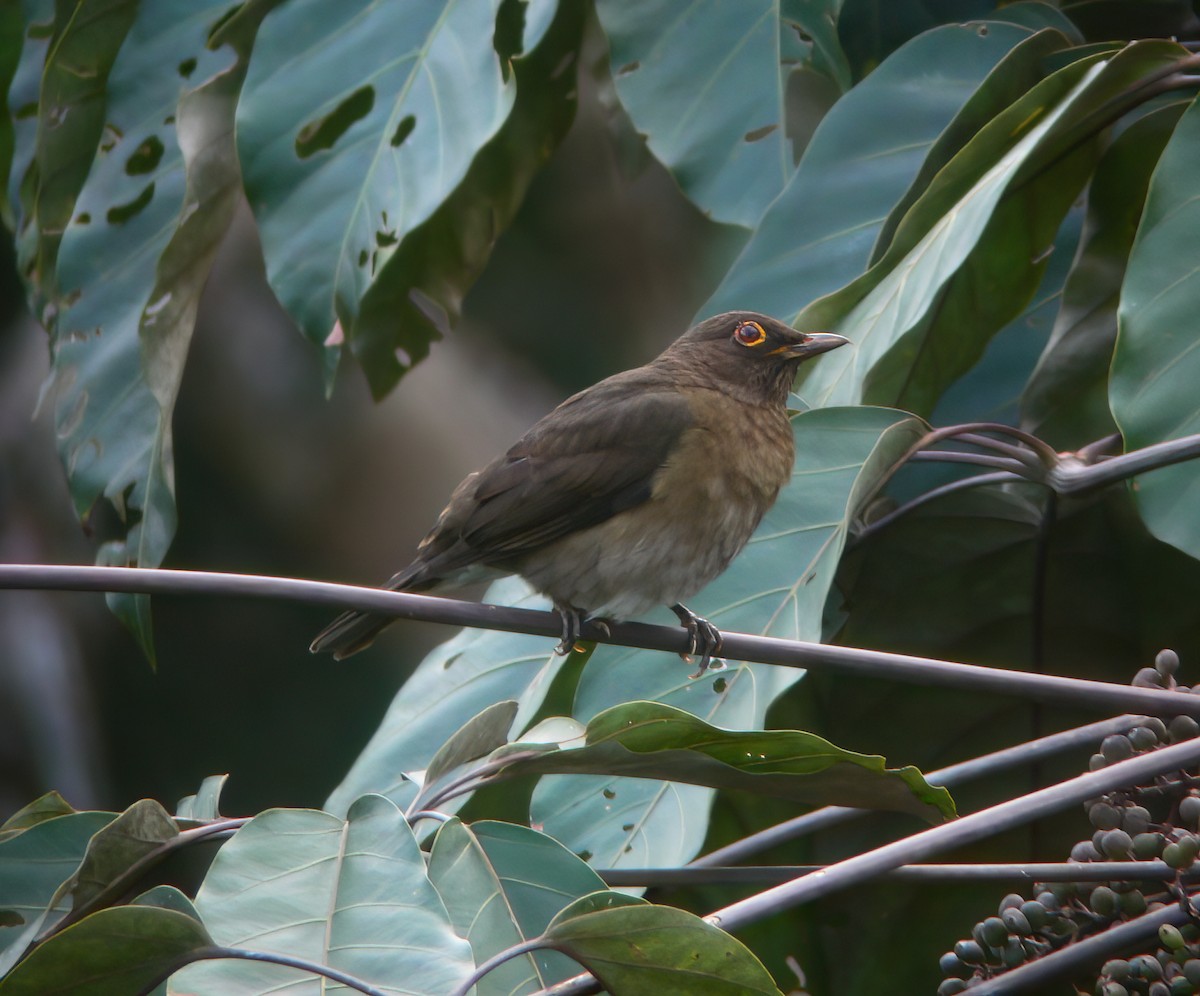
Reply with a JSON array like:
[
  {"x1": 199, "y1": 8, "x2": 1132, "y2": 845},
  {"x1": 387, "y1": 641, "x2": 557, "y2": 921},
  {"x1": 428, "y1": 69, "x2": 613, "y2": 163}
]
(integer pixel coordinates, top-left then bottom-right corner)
[
  {"x1": 691, "y1": 714, "x2": 1143, "y2": 866},
  {"x1": 536, "y1": 738, "x2": 1200, "y2": 996},
  {"x1": 450, "y1": 938, "x2": 559, "y2": 996},
  {"x1": 954, "y1": 433, "x2": 1047, "y2": 470},
  {"x1": 175, "y1": 947, "x2": 392, "y2": 996},
  {"x1": 851, "y1": 470, "x2": 1021, "y2": 545},
  {"x1": 908, "y1": 450, "x2": 1033, "y2": 475},
  {"x1": 1053, "y1": 433, "x2": 1200, "y2": 494},
  {"x1": 600, "y1": 860, "x2": 1198, "y2": 888},
  {"x1": 4, "y1": 564, "x2": 1198, "y2": 720}
]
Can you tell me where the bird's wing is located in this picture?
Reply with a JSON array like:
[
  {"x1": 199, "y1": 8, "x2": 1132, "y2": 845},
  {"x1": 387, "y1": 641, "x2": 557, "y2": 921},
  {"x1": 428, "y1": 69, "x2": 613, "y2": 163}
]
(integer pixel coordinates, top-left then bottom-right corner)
[{"x1": 419, "y1": 375, "x2": 696, "y2": 573}]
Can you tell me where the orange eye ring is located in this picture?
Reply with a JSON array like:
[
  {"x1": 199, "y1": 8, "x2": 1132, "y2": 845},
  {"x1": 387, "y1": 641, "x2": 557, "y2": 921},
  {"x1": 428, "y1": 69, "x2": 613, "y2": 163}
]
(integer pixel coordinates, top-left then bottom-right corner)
[{"x1": 733, "y1": 321, "x2": 766, "y2": 347}]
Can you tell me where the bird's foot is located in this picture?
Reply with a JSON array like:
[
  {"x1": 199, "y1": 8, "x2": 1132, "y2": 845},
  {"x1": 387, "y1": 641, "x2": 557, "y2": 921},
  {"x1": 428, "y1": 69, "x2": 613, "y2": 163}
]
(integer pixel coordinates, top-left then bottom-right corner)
[
  {"x1": 671, "y1": 603, "x2": 726, "y2": 678},
  {"x1": 553, "y1": 603, "x2": 589, "y2": 655}
]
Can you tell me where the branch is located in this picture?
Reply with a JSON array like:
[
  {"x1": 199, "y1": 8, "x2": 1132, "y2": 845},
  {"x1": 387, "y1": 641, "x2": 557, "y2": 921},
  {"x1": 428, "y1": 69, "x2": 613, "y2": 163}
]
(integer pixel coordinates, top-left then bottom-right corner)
[
  {"x1": 2, "y1": 563, "x2": 1199, "y2": 719},
  {"x1": 536, "y1": 737, "x2": 1200, "y2": 996},
  {"x1": 691, "y1": 713, "x2": 1144, "y2": 866}
]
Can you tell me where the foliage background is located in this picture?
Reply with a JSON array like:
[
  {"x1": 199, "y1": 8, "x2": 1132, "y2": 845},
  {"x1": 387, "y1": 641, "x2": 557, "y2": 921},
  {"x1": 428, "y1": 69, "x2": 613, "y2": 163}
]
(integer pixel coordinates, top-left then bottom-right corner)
[{"x1": 5, "y1": 1, "x2": 1200, "y2": 993}]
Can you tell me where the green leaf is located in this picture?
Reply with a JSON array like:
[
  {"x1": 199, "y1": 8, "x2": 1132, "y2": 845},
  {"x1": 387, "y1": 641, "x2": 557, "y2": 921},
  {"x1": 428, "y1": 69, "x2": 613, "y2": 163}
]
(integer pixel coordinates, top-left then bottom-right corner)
[
  {"x1": 0, "y1": 905, "x2": 211, "y2": 996},
  {"x1": 428, "y1": 819, "x2": 611, "y2": 994},
  {"x1": 530, "y1": 407, "x2": 926, "y2": 868},
  {"x1": 351, "y1": 0, "x2": 584, "y2": 397},
  {"x1": 421, "y1": 700, "x2": 519, "y2": 796},
  {"x1": 1109, "y1": 93, "x2": 1200, "y2": 562},
  {"x1": 703, "y1": 20, "x2": 1037, "y2": 322},
  {"x1": 0, "y1": 792, "x2": 75, "y2": 837},
  {"x1": 0, "y1": 811, "x2": 116, "y2": 973},
  {"x1": 4, "y1": 1, "x2": 53, "y2": 232},
  {"x1": 495, "y1": 701, "x2": 953, "y2": 822},
  {"x1": 797, "y1": 41, "x2": 1186, "y2": 413},
  {"x1": 1023, "y1": 101, "x2": 1185, "y2": 448},
  {"x1": 781, "y1": 0, "x2": 852, "y2": 92},
  {"x1": 170, "y1": 796, "x2": 474, "y2": 995},
  {"x1": 594, "y1": 0, "x2": 791, "y2": 228},
  {"x1": 326, "y1": 577, "x2": 569, "y2": 816},
  {"x1": 239, "y1": 0, "x2": 581, "y2": 398},
  {"x1": 40, "y1": 2, "x2": 269, "y2": 656},
  {"x1": 174, "y1": 773, "x2": 229, "y2": 822},
  {"x1": 542, "y1": 904, "x2": 783, "y2": 996},
  {"x1": 67, "y1": 799, "x2": 178, "y2": 916}
]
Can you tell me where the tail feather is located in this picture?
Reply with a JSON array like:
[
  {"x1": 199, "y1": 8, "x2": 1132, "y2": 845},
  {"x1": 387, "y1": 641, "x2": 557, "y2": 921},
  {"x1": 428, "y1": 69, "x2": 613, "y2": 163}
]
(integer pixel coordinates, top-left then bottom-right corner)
[{"x1": 310, "y1": 563, "x2": 430, "y2": 660}]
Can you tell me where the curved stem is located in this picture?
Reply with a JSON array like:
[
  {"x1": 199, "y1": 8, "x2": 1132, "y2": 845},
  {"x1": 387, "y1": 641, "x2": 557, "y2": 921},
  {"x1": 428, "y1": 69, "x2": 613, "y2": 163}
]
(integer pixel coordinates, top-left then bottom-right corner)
[
  {"x1": 451, "y1": 938, "x2": 560, "y2": 996},
  {"x1": 908, "y1": 450, "x2": 1033, "y2": 475},
  {"x1": 851, "y1": 470, "x2": 1021, "y2": 546}
]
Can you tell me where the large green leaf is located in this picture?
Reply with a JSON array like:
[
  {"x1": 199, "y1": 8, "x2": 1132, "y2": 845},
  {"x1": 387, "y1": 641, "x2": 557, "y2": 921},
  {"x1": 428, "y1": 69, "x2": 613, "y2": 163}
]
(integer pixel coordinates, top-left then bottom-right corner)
[
  {"x1": 495, "y1": 701, "x2": 953, "y2": 822},
  {"x1": 169, "y1": 796, "x2": 474, "y2": 995},
  {"x1": 29, "y1": 2, "x2": 267, "y2": 655},
  {"x1": 1109, "y1": 93, "x2": 1200, "y2": 562},
  {"x1": 797, "y1": 41, "x2": 1187, "y2": 413},
  {"x1": 0, "y1": 811, "x2": 116, "y2": 973},
  {"x1": 0, "y1": 904, "x2": 212, "y2": 996},
  {"x1": 703, "y1": 20, "x2": 1038, "y2": 321},
  {"x1": 1022, "y1": 101, "x2": 1184, "y2": 448},
  {"x1": 530, "y1": 406, "x2": 925, "y2": 869},
  {"x1": 594, "y1": 0, "x2": 792, "y2": 228},
  {"x1": 66, "y1": 799, "x2": 178, "y2": 916},
  {"x1": 428, "y1": 819, "x2": 610, "y2": 994},
  {"x1": 541, "y1": 904, "x2": 783, "y2": 996},
  {"x1": 238, "y1": 0, "x2": 577, "y2": 397}
]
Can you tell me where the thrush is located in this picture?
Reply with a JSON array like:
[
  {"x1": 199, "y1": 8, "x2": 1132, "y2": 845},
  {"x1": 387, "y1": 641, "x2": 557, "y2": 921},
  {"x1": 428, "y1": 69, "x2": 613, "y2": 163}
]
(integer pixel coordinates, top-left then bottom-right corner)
[{"x1": 311, "y1": 311, "x2": 849, "y2": 673}]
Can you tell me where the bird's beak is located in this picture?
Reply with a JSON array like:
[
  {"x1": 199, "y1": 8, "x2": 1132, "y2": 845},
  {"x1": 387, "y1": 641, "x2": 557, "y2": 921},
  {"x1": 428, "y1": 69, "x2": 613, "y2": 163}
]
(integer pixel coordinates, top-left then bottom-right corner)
[{"x1": 775, "y1": 331, "x2": 851, "y2": 359}]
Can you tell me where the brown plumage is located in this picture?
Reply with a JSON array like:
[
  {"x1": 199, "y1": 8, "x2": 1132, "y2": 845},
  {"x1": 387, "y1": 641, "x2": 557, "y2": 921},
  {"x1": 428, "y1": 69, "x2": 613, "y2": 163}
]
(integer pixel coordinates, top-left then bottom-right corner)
[{"x1": 311, "y1": 311, "x2": 849, "y2": 671}]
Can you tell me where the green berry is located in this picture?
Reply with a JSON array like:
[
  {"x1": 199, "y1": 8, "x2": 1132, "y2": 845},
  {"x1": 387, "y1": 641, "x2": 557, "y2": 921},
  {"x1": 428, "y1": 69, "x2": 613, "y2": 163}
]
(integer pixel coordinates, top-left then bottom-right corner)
[
  {"x1": 955, "y1": 939, "x2": 985, "y2": 964},
  {"x1": 1123, "y1": 806, "x2": 1151, "y2": 835},
  {"x1": 1170, "y1": 715, "x2": 1200, "y2": 742},
  {"x1": 1099, "y1": 984, "x2": 1129, "y2": 996},
  {"x1": 979, "y1": 916, "x2": 1008, "y2": 948},
  {"x1": 1020, "y1": 900, "x2": 1048, "y2": 930},
  {"x1": 1090, "y1": 753, "x2": 1108, "y2": 770},
  {"x1": 937, "y1": 981, "x2": 968, "y2": 996},
  {"x1": 1169, "y1": 976, "x2": 1193, "y2": 996},
  {"x1": 1102, "y1": 828, "x2": 1134, "y2": 858},
  {"x1": 1181, "y1": 797, "x2": 1200, "y2": 828},
  {"x1": 1157, "y1": 649, "x2": 1181, "y2": 676},
  {"x1": 1072, "y1": 840, "x2": 1102, "y2": 862},
  {"x1": 1145, "y1": 717, "x2": 1169, "y2": 739},
  {"x1": 1165, "y1": 836, "x2": 1199, "y2": 869},
  {"x1": 1150, "y1": 981, "x2": 1171, "y2": 996},
  {"x1": 1119, "y1": 889, "x2": 1148, "y2": 916},
  {"x1": 1102, "y1": 734, "x2": 1136, "y2": 763},
  {"x1": 1001, "y1": 907, "x2": 1031, "y2": 935},
  {"x1": 1184, "y1": 959, "x2": 1200, "y2": 985},
  {"x1": 1134, "y1": 832, "x2": 1166, "y2": 859},
  {"x1": 1036, "y1": 890, "x2": 1060, "y2": 910},
  {"x1": 1162, "y1": 924, "x2": 1187, "y2": 950},
  {"x1": 1090, "y1": 802, "x2": 1122, "y2": 830},
  {"x1": 1090, "y1": 885, "x2": 1119, "y2": 916},
  {"x1": 1103, "y1": 960, "x2": 1132, "y2": 981},
  {"x1": 1129, "y1": 726, "x2": 1161, "y2": 751},
  {"x1": 1135, "y1": 667, "x2": 1166, "y2": 688},
  {"x1": 1131, "y1": 954, "x2": 1164, "y2": 981},
  {"x1": 998, "y1": 893, "x2": 1023, "y2": 912}
]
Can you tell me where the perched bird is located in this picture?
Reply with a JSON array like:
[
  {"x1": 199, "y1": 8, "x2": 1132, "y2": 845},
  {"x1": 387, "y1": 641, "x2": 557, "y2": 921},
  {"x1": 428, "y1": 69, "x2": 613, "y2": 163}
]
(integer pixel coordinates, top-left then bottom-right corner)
[{"x1": 311, "y1": 311, "x2": 849, "y2": 673}]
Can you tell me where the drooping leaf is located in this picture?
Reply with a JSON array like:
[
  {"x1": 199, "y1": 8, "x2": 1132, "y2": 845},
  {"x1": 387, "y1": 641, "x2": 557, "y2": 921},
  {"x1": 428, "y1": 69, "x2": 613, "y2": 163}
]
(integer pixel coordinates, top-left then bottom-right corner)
[
  {"x1": 420, "y1": 700, "x2": 520, "y2": 800},
  {"x1": 169, "y1": 795, "x2": 474, "y2": 995},
  {"x1": 797, "y1": 41, "x2": 1187, "y2": 414},
  {"x1": 0, "y1": 811, "x2": 116, "y2": 973},
  {"x1": 0, "y1": 792, "x2": 75, "y2": 837},
  {"x1": 594, "y1": 0, "x2": 792, "y2": 228},
  {"x1": 541, "y1": 903, "x2": 784, "y2": 996},
  {"x1": 1023, "y1": 101, "x2": 1185, "y2": 449},
  {"x1": 66, "y1": 799, "x2": 178, "y2": 916},
  {"x1": 492, "y1": 701, "x2": 953, "y2": 822},
  {"x1": 428, "y1": 819, "x2": 611, "y2": 994},
  {"x1": 1109, "y1": 92, "x2": 1200, "y2": 562},
  {"x1": 703, "y1": 20, "x2": 1040, "y2": 321},
  {"x1": 33, "y1": 1, "x2": 270, "y2": 656},
  {"x1": 0, "y1": 905, "x2": 212, "y2": 996}
]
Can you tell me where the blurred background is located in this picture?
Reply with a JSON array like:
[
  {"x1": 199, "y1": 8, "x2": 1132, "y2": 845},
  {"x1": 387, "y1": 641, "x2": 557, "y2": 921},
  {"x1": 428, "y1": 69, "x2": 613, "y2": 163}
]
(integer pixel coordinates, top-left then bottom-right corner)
[{"x1": 0, "y1": 33, "x2": 751, "y2": 821}]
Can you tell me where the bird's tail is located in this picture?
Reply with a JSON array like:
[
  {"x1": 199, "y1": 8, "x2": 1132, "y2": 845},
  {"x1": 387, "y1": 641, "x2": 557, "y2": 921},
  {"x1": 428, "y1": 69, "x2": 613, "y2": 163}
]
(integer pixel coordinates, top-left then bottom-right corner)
[{"x1": 309, "y1": 565, "x2": 430, "y2": 660}]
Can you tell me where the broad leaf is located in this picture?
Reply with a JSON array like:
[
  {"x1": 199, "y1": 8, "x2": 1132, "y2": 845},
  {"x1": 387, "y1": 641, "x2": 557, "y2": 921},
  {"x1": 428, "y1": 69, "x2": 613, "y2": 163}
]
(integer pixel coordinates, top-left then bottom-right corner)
[
  {"x1": 703, "y1": 21, "x2": 1039, "y2": 321},
  {"x1": 422, "y1": 700, "x2": 520, "y2": 794},
  {"x1": 0, "y1": 811, "x2": 116, "y2": 973},
  {"x1": 542, "y1": 904, "x2": 783, "y2": 996},
  {"x1": 174, "y1": 774, "x2": 229, "y2": 822},
  {"x1": 1109, "y1": 92, "x2": 1200, "y2": 562},
  {"x1": 1023, "y1": 101, "x2": 1185, "y2": 449},
  {"x1": 428, "y1": 819, "x2": 610, "y2": 994},
  {"x1": 594, "y1": 0, "x2": 792, "y2": 228},
  {"x1": 0, "y1": 905, "x2": 211, "y2": 996},
  {"x1": 0, "y1": 792, "x2": 74, "y2": 837},
  {"x1": 496, "y1": 701, "x2": 953, "y2": 822},
  {"x1": 66, "y1": 799, "x2": 178, "y2": 916},
  {"x1": 169, "y1": 795, "x2": 473, "y2": 995}
]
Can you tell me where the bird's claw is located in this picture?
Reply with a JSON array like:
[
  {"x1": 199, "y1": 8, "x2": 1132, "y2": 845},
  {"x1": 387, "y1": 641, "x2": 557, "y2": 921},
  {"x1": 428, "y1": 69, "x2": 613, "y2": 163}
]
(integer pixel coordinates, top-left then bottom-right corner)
[
  {"x1": 554, "y1": 603, "x2": 584, "y2": 656},
  {"x1": 672, "y1": 603, "x2": 725, "y2": 678}
]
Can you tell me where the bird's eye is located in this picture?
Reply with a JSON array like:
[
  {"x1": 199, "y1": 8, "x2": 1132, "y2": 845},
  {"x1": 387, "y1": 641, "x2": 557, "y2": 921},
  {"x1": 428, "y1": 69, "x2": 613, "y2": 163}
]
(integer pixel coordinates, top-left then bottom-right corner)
[{"x1": 733, "y1": 321, "x2": 766, "y2": 347}]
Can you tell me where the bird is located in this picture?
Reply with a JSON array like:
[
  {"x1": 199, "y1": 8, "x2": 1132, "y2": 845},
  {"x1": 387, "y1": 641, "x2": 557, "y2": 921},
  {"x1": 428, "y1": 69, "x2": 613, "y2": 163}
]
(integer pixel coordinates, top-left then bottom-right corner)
[{"x1": 311, "y1": 311, "x2": 849, "y2": 674}]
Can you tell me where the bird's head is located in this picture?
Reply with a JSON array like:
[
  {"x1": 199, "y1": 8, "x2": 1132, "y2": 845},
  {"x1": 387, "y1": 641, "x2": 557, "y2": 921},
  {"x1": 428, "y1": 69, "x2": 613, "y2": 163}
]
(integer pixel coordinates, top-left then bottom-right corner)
[{"x1": 662, "y1": 311, "x2": 850, "y2": 405}]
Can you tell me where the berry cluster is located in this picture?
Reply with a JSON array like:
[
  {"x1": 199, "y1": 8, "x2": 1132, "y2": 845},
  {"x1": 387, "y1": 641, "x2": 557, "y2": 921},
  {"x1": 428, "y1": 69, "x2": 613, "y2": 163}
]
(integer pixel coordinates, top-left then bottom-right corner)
[{"x1": 939, "y1": 651, "x2": 1200, "y2": 995}]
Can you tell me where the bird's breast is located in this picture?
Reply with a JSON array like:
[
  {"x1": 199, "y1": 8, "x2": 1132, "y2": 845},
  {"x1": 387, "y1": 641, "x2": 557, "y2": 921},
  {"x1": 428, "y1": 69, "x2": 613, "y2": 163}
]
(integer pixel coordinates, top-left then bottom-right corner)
[{"x1": 515, "y1": 399, "x2": 795, "y2": 618}]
